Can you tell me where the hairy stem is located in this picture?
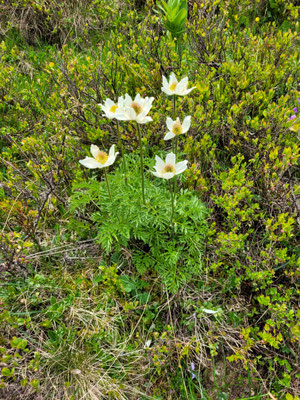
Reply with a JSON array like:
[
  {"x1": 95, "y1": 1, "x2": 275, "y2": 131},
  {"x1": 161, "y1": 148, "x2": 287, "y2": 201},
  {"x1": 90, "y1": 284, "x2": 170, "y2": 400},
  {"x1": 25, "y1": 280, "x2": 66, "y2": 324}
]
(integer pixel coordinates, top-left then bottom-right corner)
[
  {"x1": 136, "y1": 123, "x2": 145, "y2": 204},
  {"x1": 173, "y1": 95, "x2": 177, "y2": 195},
  {"x1": 116, "y1": 120, "x2": 127, "y2": 183},
  {"x1": 173, "y1": 94, "x2": 176, "y2": 120},
  {"x1": 104, "y1": 168, "x2": 112, "y2": 202},
  {"x1": 169, "y1": 179, "x2": 174, "y2": 224}
]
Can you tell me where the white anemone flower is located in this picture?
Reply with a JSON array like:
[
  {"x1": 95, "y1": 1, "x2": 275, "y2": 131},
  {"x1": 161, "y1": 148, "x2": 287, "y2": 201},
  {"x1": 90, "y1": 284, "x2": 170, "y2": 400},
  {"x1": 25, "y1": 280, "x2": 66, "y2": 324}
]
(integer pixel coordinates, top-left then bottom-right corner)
[
  {"x1": 161, "y1": 72, "x2": 196, "y2": 96},
  {"x1": 164, "y1": 116, "x2": 191, "y2": 141},
  {"x1": 117, "y1": 93, "x2": 154, "y2": 124},
  {"x1": 99, "y1": 96, "x2": 126, "y2": 119},
  {"x1": 79, "y1": 144, "x2": 119, "y2": 169},
  {"x1": 151, "y1": 152, "x2": 188, "y2": 180}
]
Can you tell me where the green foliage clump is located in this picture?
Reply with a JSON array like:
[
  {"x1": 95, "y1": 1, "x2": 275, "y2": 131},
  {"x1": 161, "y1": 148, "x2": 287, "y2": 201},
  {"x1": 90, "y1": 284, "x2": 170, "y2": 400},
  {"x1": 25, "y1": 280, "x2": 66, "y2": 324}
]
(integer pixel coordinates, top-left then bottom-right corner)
[
  {"x1": 71, "y1": 157, "x2": 208, "y2": 293},
  {"x1": 156, "y1": 0, "x2": 188, "y2": 38}
]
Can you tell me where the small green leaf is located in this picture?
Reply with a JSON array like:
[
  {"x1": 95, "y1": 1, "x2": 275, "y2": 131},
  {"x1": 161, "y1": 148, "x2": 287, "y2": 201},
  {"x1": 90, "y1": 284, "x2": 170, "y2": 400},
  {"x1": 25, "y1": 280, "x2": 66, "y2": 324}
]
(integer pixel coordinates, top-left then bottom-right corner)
[
  {"x1": 1, "y1": 367, "x2": 13, "y2": 377},
  {"x1": 30, "y1": 379, "x2": 39, "y2": 388}
]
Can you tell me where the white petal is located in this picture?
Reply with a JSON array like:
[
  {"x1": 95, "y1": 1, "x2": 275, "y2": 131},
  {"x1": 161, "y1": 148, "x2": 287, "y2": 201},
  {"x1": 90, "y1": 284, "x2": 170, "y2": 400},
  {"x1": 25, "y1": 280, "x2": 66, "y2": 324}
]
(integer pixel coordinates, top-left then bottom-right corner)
[
  {"x1": 103, "y1": 111, "x2": 114, "y2": 119},
  {"x1": 90, "y1": 144, "x2": 100, "y2": 159},
  {"x1": 175, "y1": 167, "x2": 187, "y2": 175},
  {"x1": 176, "y1": 160, "x2": 188, "y2": 169},
  {"x1": 148, "y1": 96, "x2": 155, "y2": 105},
  {"x1": 118, "y1": 96, "x2": 126, "y2": 108},
  {"x1": 182, "y1": 116, "x2": 191, "y2": 133},
  {"x1": 79, "y1": 157, "x2": 101, "y2": 169},
  {"x1": 161, "y1": 88, "x2": 174, "y2": 96},
  {"x1": 134, "y1": 93, "x2": 142, "y2": 103},
  {"x1": 138, "y1": 116, "x2": 152, "y2": 124},
  {"x1": 166, "y1": 117, "x2": 174, "y2": 131},
  {"x1": 105, "y1": 152, "x2": 118, "y2": 167},
  {"x1": 162, "y1": 75, "x2": 168, "y2": 88},
  {"x1": 119, "y1": 107, "x2": 135, "y2": 121},
  {"x1": 141, "y1": 104, "x2": 151, "y2": 116},
  {"x1": 124, "y1": 93, "x2": 132, "y2": 106},
  {"x1": 179, "y1": 76, "x2": 188, "y2": 86},
  {"x1": 182, "y1": 87, "x2": 196, "y2": 95},
  {"x1": 169, "y1": 72, "x2": 177, "y2": 85},
  {"x1": 165, "y1": 152, "x2": 176, "y2": 166},
  {"x1": 105, "y1": 98, "x2": 114, "y2": 107},
  {"x1": 176, "y1": 81, "x2": 187, "y2": 95},
  {"x1": 114, "y1": 112, "x2": 130, "y2": 121},
  {"x1": 175, "y1": 160, "x2": 188, "y2": 174},
  {"x1": 143, "y1": 97, "x2": 154, "y2": 114},
  {"x1": 164, "y1": 131, "x2": 175, "y2": 141},
  {"x1": 151, "y1": 170, "x2": 161, "y2": 178},
  {"x1": 162, "y1": 172, "x2": 175, "y2": 180},
  {"x1": 108, "y1": 144, "x2": 115, "y2": 157},
  {"x1": 100, "y1": 104, "x2": 108, "y2": 112},
  {"x1": 154, "y1": 155, "x2": 165, "y2": 172}
]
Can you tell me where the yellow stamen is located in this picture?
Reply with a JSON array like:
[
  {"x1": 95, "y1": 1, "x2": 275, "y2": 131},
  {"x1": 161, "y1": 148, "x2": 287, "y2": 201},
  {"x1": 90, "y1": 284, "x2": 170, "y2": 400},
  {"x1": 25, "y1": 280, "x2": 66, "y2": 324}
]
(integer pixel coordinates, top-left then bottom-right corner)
[
  {"x1": 95, "y1": 150, "x2": 108, "y2": 164},
  {"x1": 131, "y1": 101, "x2": 143, "y2": 115},
  {"x1": 172, "y1": 121, "x2": 182, "y2": 135},
  {"x1": 170, "y1": 81, "x2": 178, "y2": 91},
  {"x1": 162, "y1": 164, "x2": 176, "y2": 174},
  {"x1": 109, "y1": 104, "x2": 118, "y2": 113}
]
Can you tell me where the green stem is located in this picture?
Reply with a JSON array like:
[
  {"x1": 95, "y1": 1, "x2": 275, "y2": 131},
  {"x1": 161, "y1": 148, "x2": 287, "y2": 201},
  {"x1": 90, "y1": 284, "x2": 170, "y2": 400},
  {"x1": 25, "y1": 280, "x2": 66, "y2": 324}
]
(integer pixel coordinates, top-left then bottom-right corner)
[
  {"x1": 116, "y1": 120, "x2": 127, "y2": 182},
  {"x1": 104, "y1": 168, "x2": 112, "y2": 202},
  {"x1": 173, "y1": 95, "x2": 177, "y2": 195},
  {"x1": 136, "y1": 123, "x2": 145, "y2": 204},
  {"x1": 174, "y1": 136, "x2": 178, "y2": 158},
  {"x1": 173, "y1": 95, "x2": 176, "y2": 120},
  {"x1": 178, "y1": 36, "x2": 182, "y2": 65},
  {"x1": 169, "y1": 179, "x2": 174, "y2": 224}
]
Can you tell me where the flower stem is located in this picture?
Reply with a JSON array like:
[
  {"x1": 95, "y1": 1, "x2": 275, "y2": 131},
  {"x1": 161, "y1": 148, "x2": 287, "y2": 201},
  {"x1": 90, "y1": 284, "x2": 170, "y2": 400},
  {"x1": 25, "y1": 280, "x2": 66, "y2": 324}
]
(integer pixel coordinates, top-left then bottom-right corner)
[
  {"x1": 136, "y1": 123, "x2": 145, "y2": 204},
  {"x1": 169, "y1": 179, "x2": 175, "y2": 224},
  {"x1": 116, "y1": 120, "x2": 127, "y2": 183},
  {"x1": 173, "y1": 96, "x2": 177, "y2": 196},
  {"x1": 173, "y1": 95, "x2": 177, "y2": 119},
  {"x1": 104, "y1": 168, "x2": 112, "y2": 202}
]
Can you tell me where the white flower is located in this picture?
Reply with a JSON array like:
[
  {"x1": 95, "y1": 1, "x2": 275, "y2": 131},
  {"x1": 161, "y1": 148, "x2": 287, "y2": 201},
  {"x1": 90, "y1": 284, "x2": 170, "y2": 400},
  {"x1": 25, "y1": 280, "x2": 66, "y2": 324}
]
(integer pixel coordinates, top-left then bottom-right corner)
[
  {"x1": 79, "y1": 144, "x2": 119, "y2": 169},
  {"x1": 164, "y1": 116, "x2": 191, "y2": 141},
  {"x1": 117, "y1": 93, "x2": 154, "y2": 124},
  {"x1": 161, "y1": 72, "x2": 196, "y2": 96},
  {"x1": 99, "y1": 96, "x2": 126, "y2": 119},
  {"x1": 151, "y1": 152, "x2": 188, "y2": 180}
]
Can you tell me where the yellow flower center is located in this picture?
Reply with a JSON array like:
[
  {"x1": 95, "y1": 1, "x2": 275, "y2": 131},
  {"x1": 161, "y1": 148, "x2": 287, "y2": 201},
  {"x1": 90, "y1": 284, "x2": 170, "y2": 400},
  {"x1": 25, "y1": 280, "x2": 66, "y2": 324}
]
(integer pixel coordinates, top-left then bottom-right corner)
[
  {"x1": 131, "y1": 101, "x2": 143, "y2": 115},
  {"x1": 109, "y1": 104, "x2": 118, "y2": 113},
  {"x1": 162, "y1": 164, "x2": 176, "y2": 174},
  {"x1": 95, "y1": 150, "x2": 108, "y2": 164},
  {"x1": 172, "y1": 122, "x2": 182, "y2": 135},
  {"x1": 170, "y1": 81, "x2": 178, "y2": 91}
]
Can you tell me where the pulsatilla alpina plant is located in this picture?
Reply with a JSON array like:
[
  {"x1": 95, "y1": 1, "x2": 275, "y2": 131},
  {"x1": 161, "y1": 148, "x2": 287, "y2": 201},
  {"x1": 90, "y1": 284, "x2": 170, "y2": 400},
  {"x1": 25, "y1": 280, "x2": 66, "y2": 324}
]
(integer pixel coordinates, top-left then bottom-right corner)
[{"x1": 72, "y1": 76, "x2": 208, "y2": 292}]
